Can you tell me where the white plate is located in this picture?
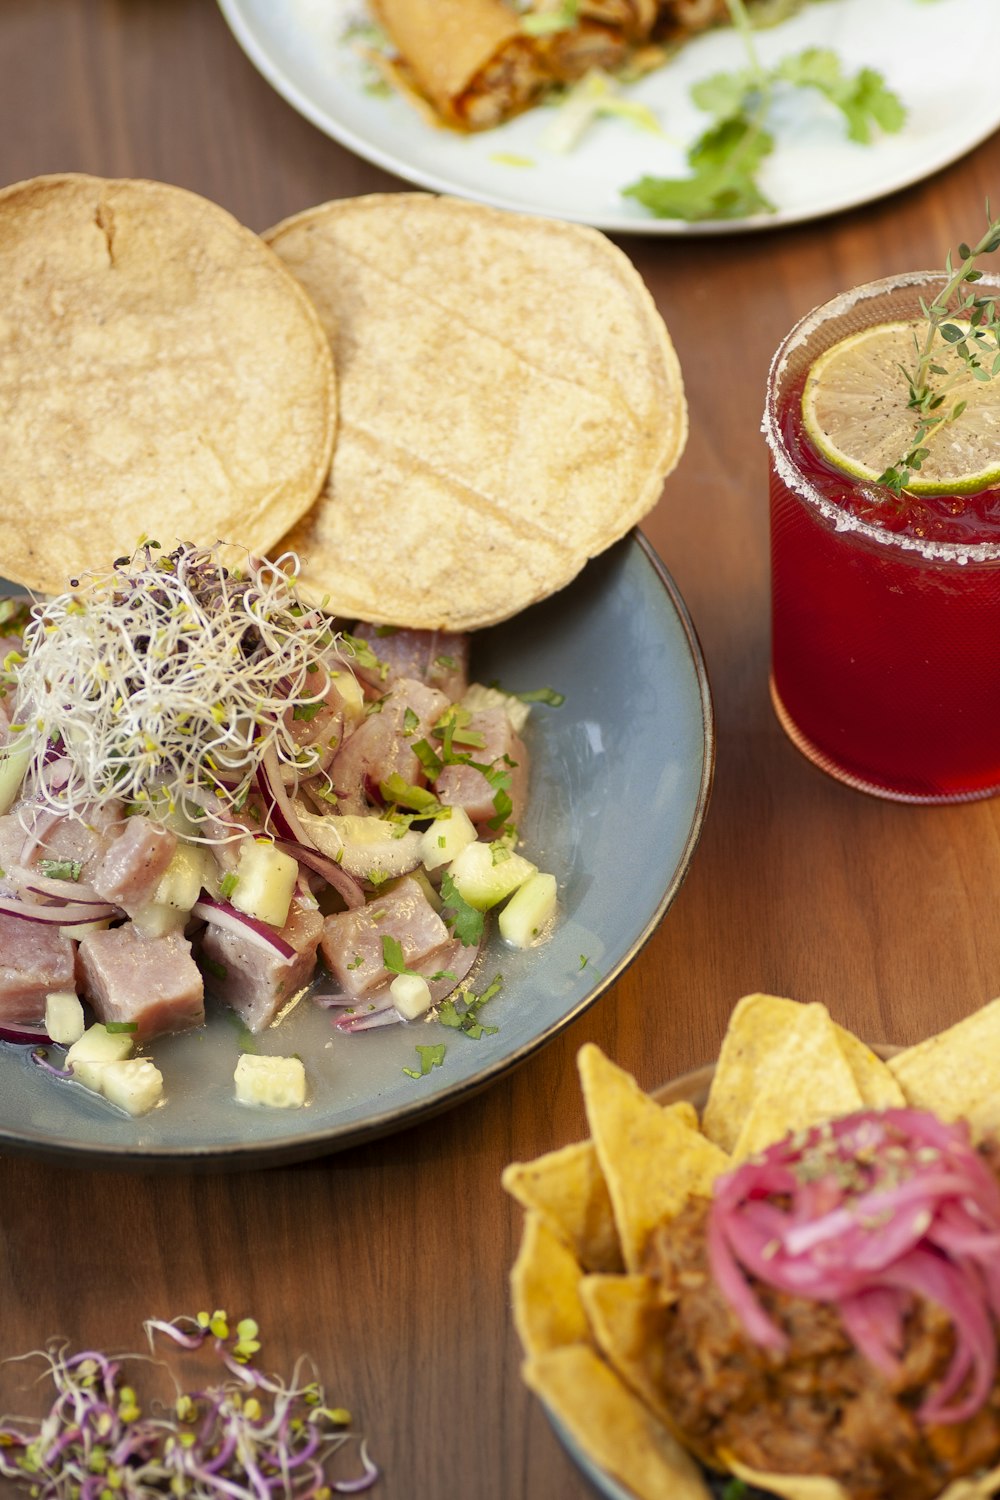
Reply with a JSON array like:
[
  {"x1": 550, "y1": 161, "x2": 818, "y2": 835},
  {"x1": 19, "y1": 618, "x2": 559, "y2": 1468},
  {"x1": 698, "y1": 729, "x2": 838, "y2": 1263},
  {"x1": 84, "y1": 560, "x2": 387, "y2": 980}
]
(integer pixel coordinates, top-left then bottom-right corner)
[{"x1": 217, "y1": 0, "x2": 1000, "y2": 235}]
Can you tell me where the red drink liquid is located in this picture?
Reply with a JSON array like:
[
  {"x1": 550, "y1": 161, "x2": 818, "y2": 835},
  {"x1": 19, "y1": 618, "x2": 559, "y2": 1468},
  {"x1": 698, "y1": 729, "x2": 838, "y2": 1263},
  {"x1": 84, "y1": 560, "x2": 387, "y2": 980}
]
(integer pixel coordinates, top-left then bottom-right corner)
[{"x1": 765, "y1": 273, "x2": 1000, "y2": 802}]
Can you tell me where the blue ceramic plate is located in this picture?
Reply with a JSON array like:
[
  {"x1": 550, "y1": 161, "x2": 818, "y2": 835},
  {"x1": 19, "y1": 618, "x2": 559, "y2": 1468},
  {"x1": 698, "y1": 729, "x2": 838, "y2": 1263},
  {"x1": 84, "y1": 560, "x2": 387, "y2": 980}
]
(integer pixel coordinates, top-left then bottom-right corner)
[{"x1": 0, "y1": 531, "x2": 713, "y2": 1168}]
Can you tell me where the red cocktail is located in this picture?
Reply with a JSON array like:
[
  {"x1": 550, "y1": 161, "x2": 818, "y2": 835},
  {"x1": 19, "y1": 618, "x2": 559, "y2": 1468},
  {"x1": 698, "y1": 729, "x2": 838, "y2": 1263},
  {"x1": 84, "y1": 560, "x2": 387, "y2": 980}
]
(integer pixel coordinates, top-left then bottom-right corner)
[{"x1": 764, "y1": 272, "x2": 1000, "y2": 802}]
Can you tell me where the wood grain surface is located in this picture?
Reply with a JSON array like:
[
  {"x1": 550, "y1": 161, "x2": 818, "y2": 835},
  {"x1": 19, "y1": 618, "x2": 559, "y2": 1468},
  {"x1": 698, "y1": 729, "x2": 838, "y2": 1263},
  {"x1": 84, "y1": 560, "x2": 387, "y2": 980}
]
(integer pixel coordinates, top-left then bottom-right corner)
[{"x1": 1, "y1": 4, "x2": 999, "y2": 1497}]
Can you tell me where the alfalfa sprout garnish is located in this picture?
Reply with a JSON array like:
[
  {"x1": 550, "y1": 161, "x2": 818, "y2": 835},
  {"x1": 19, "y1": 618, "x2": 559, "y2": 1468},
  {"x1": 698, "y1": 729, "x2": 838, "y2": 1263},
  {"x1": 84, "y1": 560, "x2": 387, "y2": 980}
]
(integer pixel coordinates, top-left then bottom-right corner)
[
  {"x1": 0, "y1": 1309, "x2": 379, "y2": 1496},
  {"x1": 7, "y1": 540, "x2": 342, "y2": 834}
]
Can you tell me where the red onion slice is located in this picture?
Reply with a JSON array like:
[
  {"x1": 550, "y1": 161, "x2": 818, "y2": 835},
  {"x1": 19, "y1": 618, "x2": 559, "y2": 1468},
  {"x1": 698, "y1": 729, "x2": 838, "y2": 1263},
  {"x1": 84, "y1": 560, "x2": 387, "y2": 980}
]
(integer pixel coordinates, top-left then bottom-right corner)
[
  {"x1": 255, "y1": 744, "x2": 310, "y2": 846},
  {"x1": 274, "y1": 840, "x2": 364, "y2": 911},
  {"x1": 18, "y1": 872, "x2": 108, "y2": 905},
  {"x1": 0, "y1": 893, "x2": 115, "y2": 925},
  {"x1": 191, "y1": 895, "x2": 296, "y2": 961},
  {"x1": 708, "y1": 1108, "x2": 1000, "y2": 1426},
  {"x1": 0, "y1": 1023, "x2": 52, "y2": 1045}
]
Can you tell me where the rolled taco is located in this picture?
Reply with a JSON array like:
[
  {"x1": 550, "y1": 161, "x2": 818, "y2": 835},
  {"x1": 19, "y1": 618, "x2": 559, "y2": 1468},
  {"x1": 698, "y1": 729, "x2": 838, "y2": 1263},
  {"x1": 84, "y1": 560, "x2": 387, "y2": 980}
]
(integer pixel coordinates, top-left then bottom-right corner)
[
  {"x1": 371, "y1": 0, "x2": 548, "y2": 130},
  {"x1": 533, "y1": 18, "x2": 631, "y2": 83},
  {"x1": 654, "y1": 0, "x2": 729, "y2": 38}
]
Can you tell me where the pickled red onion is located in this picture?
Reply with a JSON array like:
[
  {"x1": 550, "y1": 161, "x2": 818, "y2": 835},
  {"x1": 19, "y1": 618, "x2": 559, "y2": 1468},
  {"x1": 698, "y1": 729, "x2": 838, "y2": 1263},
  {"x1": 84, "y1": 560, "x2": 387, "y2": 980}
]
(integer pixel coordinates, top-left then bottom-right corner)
[{"x1": 708, "y1": 1108, "x2": 1000, "y2": 1424}]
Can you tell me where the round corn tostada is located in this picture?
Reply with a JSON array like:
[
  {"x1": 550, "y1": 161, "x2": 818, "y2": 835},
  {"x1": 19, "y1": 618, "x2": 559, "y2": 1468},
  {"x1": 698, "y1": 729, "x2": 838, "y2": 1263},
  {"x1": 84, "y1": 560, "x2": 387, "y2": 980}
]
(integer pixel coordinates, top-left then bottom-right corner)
[
  {"x1": 265, "y1": 192, "x2": 687, "y2": 631},
  {"x1": 0, "y1": 174, "x2": 336, "y2": 595}
]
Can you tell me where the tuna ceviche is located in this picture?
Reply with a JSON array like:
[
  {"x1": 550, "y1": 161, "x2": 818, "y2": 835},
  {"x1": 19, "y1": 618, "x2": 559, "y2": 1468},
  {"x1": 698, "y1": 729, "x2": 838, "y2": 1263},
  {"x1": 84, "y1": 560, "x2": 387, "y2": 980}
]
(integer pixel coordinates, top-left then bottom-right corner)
[{"x1": 0, "y1": 542, "x2": 558, "y2": 1114}]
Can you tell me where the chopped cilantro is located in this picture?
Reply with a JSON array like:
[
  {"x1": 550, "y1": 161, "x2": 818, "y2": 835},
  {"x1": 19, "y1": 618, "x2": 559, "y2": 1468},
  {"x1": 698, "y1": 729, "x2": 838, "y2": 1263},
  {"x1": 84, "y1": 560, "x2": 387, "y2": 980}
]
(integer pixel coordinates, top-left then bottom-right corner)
[
  {"x1": 105, "y1": 1021, "x2": 139, "y2": 1035},
  {"x1": 402, "y1": 706, "x2": 420, "y2": 736},
  {"x1": 292, "y1": 700, "x2": 324, "y2": 722},
  {"x1": 381, "y1": 935, "x2": 417, "y2": 977},
  {"x1": 579, "y1": 954, "x2": 589, "y2": 970},
  {"x1": 439, "y1": 872, "x2": 485, "y2": 947},
  {"x1": 434, "y1": 654, "x2": 458, "y2": 670},
  {"x1": 204, "y1": 957, "x2": 228, "y2": 983},
  {"x1": 438, "y1": 975, "x2": 502, "y2": 1038},
  {"x1": 379, "y1": 773, "x2": 440, "y2": 813},
  {"x1": 403, "y1": 1042, "x2": 447, "y2": 1078},
  {"x1": 515, "y1": 686, "x2": 565, "y2": 707},
  {"x1": 218, "y1": 870, "x2": 239, "y2": 901},
  {"x1": 37, "y1": 858, "x2": 82, "y2": 882},
  {"x1": 413, "y1": 738, "x2": 443, "y2": 778},
  {"x1": 488, "y1": 785, "x2": 514, "y2": 831},
  {"x1": 342, "y1": 632, "x2": 389, "y2": 678},
  {"x1": 346, "y1": 954, "x2": 364, "y2": 971}
]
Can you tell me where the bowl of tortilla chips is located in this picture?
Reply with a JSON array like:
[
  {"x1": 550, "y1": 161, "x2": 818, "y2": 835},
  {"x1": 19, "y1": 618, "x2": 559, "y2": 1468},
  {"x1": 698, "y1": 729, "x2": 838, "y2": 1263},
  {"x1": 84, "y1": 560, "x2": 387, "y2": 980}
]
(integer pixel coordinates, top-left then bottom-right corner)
[{"x1": 504, "y1": 993, "x2": 1000, "y2": 1500}]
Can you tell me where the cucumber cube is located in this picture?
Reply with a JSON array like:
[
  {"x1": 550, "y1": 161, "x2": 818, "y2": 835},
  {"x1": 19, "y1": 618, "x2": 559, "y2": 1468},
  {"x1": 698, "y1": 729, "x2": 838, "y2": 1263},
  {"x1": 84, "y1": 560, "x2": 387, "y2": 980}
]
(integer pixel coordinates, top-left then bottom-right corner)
[
  {"x1": 499, "y1": 872, "x2": 558, "y2": 948},
  {"x1": 230, "y1": 840, "x2": 298, "y2": 928},
  {"x1": 99, "y1": 1058, "x2": 164, "y2": 1116},
  {"x1": 234, "y1": 1053, "x2": 306, "y2": 1108},
  {"x1": 130, "y1": 900, "x2": 186, "y2": 939},
  {"x1": 155, "y1": 843, "x2": 214, "y2": 912},
  {"x1": 447, "y1": 840, "x2": 536, "y2": 911},
  {"x1": 418, "y1": 807, "x2": 477, "y2": 872},
  {"x1": 44, "y1": 990, "x2": 85, "y2": 1046},
  {"x1": 66, "y1": 1023, "x2": 133, "y2": 1092},
  {"x1": 390, "y1": 972, "x2": 434, "y2": 1021},
  {"x1": 0, "y1": 737, "x2": 30, "y2": 817}
]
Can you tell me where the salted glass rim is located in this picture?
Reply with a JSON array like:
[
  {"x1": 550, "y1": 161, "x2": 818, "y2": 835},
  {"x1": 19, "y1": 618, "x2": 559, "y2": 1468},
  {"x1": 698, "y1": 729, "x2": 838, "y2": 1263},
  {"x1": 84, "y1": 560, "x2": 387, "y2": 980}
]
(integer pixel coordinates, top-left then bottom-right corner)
[{"x1": 762, "y1": 268, "x2": 1000, "y2": 565}]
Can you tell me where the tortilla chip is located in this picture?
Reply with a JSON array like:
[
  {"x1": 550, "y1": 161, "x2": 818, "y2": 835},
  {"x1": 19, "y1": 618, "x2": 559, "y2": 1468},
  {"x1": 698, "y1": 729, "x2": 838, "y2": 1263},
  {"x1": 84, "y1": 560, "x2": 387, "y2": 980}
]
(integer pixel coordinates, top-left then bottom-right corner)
[
  {"x1": 265, "y1": 193, "x2": 686, "y2": 631},
  {"x1": 509, "y1": 1212, "x2": 591, "y2": 1359},
  {"x1": 702, "y1": 993, "x2": 805, "y2": 1151},
  {"x1": 579, "y1": 1274, "x2": 680, "y2": 1435},
  {"x1": 501, "y1": 1138, "x2": 624, "y2": 1273},
  {"x1": 730, "y1": 1003, "x2": 866, "y2": 1162},
  {"x1": 0, "y1": 174, "x2": 335, "y2": 595},
  {"x1": 704, "y1": 995, "x2": 904, "y2": 1158},
  {"x1": 722, "y1": 1456, "x2": 848, "y2": 1500},
  {"x1": 578, "y1": 1044, "x2": 728, "y2": 1272},
  {"x1": 833, "y1": 1027, "x2": 904, "y2": 1109},
  {"x1": 939, "y1": 1462, "x2": 1000, "y2": 1499},
  {"x1": 889, "y1": 996, "x2": 1000, "y2": 1141},
  {"x1": 522, "y1": 1345, "x2": 710, "y2": 1500}
]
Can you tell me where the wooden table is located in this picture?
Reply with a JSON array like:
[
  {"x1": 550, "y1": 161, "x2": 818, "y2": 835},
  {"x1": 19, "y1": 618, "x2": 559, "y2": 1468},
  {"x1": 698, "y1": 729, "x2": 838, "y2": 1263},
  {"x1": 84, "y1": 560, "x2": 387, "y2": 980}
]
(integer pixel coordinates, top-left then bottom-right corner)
[{"x1": 2, "y1": 4, "x2": 999, "y2": 1496}]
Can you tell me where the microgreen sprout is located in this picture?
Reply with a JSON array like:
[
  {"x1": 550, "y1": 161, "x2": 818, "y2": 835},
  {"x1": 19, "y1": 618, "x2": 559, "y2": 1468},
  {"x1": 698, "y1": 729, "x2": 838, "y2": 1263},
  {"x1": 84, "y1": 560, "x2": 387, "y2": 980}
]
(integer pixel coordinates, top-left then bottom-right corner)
[
  {"x1": 9, "y1": 543, "x2": 346, "y2": 842},
  {"x1": 877, "y1": 208, "x2": 1000, "y2": 495},
  {"x1": 0, "y1": 1311, "x2": 379, "y2": 1497}
]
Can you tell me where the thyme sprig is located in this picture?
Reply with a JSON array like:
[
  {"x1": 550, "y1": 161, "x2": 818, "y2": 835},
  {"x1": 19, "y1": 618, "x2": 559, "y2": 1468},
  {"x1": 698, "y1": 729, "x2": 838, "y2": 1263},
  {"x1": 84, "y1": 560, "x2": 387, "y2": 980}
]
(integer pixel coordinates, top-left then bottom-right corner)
[{"x1": 877, "y1": 210, "x2": 1000, "y2": 495}]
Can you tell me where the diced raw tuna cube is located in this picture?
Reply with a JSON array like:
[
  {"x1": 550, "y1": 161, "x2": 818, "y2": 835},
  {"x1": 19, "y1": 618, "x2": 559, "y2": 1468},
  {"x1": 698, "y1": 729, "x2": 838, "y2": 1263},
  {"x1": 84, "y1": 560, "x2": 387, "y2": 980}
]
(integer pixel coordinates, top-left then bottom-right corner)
[
  {"x1": 434, "y1": 709, "x2": 529, "y2": 832},
  {"x1": 200, "y1": 898, "x2": 323, "y2": 1034},
  {"x1": 282, "y1": 659, "x2": 356, "y2": 774},
  {"x1": 30, "y1": 801, "x2": 126, "y2": 880},
  {"x1": 77, "y1": 922, "x2": 204, "y2": 1041},
  {"x1": 90, "y1": 816, "x2": 177, "y2": 911},
  {"x1": 329, "y1": 678, "x2": 450, "y2": 815},
  {"x1": 350, "y1": 625, "x2": 469, "y2": 702},
  {"x1": 0, "y1": 815, "x2": 28, "y2": 887},
  {"x1": 320, "y1": 874, "x2": 451, "y2": 997},
  {"x1": 0, "y1": 912, "x2": 76, "y2": 1026}
]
